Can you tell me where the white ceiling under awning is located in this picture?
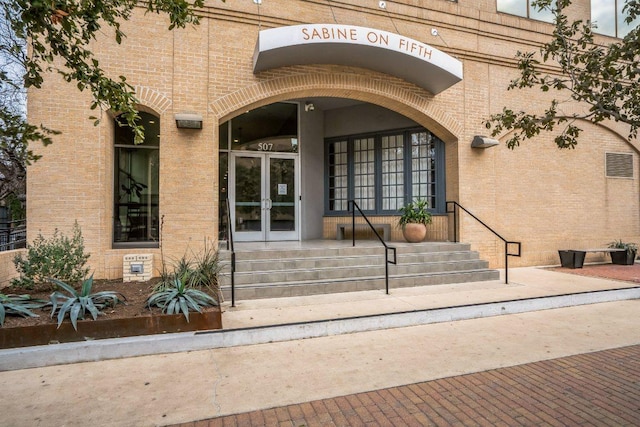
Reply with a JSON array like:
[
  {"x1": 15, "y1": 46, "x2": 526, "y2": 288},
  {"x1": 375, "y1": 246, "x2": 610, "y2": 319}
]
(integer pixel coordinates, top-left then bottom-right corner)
[{"x1": 253, "y1": 24, "x2": 463, "y2": 95}]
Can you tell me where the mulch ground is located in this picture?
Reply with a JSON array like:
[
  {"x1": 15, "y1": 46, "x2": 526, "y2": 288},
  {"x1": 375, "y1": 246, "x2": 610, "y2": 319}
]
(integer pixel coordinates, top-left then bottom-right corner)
[
  {"x1": 0, "y1": 278, "x2": 217, "y2": 328},
  {"x1": 548, "y1": 263, "x2": 640, "y2": 284}
]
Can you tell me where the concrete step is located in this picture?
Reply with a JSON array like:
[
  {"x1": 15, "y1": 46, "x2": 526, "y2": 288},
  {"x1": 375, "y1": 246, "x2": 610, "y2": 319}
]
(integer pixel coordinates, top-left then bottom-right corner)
[
  {"x1": 217, "y1": 241, "x2": 498, "y2": 301},
  {"x1": 220, "y1": 251, "x2": 481, "y2": 273},
  {"x1": 219, "y1": 259, "x2": 491, "y2": 285},
  {"x1": 220, "y1": 269, "x2": 500, "y2": 300},
  {"x1": 218, "y1": 242, "x2": 473, "y2": 261}
]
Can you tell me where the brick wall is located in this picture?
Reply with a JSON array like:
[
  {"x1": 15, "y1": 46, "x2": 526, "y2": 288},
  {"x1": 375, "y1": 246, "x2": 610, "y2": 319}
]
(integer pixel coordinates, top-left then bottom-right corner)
[
  {"x1": 26, "y1": 0, "x2": 639, "y2": 276},
  {"x1": 0, "y1": 249, "x2": 23, "y2": 288}
]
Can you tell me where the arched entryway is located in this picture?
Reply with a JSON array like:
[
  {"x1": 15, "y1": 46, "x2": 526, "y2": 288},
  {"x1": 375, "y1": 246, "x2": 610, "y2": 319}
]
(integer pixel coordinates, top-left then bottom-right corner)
[{"x1": 216, "y1": 88, "x2": 460, "y2": 243}]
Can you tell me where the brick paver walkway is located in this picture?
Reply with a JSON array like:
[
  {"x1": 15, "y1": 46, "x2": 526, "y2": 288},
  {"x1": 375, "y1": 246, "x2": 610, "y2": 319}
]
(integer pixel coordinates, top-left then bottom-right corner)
[
  {"x1": 173, "y1": 344, "x2": 640, "y2": 427},
  {"x1": 550, "y1": 263, "x2": 640, "y2": 284}
]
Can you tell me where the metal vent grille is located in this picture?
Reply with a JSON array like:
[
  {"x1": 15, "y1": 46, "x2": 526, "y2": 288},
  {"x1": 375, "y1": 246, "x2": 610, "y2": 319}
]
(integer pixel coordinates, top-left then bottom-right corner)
[{"x1": 606, "y1": 152, "x2": 634, "y2": 178}]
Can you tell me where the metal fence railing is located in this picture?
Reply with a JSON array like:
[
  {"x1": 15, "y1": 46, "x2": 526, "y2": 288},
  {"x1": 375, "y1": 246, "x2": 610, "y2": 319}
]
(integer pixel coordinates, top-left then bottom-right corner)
[{"x1": 0, "y1": 220, "x2": 26, "y2": 252}]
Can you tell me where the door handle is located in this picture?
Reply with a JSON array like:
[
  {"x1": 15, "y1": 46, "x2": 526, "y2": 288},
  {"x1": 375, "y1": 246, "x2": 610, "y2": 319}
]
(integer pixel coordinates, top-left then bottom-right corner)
[{"x1": 266, "y1": 199, "x2": 272, "y2": 210}]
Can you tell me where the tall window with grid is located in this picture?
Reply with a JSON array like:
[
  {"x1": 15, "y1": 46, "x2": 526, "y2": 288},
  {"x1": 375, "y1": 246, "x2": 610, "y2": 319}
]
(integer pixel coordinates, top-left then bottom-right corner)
[
  {"x1": 353, "y1": 137, "x2": 376, "y2": 211},
  {"x1": 381, "y1": 134, "x2": 404, "y2": 211},
  {"x1": 411, "y1": 131, "x2": 437, "y2": 210},
  {"x1": 325, "y1": 127, "x2": 445, "y2": 216},
  {"x1": 327, "y1": 140, "x2": 349, "y2": 212}
]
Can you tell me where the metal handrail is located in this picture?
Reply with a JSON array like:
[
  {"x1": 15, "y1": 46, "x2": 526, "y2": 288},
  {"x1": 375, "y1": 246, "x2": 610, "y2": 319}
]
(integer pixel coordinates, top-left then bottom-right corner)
[
  {"x1": 446, "y1": 201, "x2": 521, "y2": 284},
  {"x1": 348, "y1": 200, "x2": 397, "y2": 294},
  {"x1": 225, "y1": 198, "x2": 236, "y2": 307}
]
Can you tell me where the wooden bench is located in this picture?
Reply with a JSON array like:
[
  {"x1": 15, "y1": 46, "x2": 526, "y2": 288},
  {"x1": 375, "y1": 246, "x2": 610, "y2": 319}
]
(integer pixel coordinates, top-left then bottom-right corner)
[
  {"x1": 558, "y1": 248, "x2": 624, "y2": 269},
  {"x1": 336, "y1": 223, "x2": 391, "y2": 241}
]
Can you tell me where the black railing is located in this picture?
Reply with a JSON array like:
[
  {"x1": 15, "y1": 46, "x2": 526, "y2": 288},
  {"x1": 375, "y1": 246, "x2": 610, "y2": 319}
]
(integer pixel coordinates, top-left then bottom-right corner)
[
  {"x1": 0, "y1": 219, "x2": 26, "y2": 252},
  {"x1": 446, "y1": 201, "x2": 521, "y2": 284},
  {"x1": 225, "y1": 198, "x2": 236, "y2": 307},
  {"x1": 348, "y1": 200, "x2": 397, "y2": 294}
]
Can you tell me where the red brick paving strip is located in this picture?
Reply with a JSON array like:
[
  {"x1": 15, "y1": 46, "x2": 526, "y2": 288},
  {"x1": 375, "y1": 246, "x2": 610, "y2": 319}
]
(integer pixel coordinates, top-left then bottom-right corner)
[
  {"x1": 171, "y1": 344, "x2": 640, "y2": 427},
  {"x1": 549, "y1": 264, "x2": 640, "y2": 284}
]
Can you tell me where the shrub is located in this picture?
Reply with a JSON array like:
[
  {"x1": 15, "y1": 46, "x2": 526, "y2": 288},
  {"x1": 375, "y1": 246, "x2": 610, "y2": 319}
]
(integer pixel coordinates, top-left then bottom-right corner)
[
  {"x1": 12, "y1": 222, "x2": 90, "y2": 290},
  {"x1": 49, "y1": 276, "x2": 126, "y2": 330},
  {"x1": 158, "y1": 240, "x2": 222, "y2": 295}
]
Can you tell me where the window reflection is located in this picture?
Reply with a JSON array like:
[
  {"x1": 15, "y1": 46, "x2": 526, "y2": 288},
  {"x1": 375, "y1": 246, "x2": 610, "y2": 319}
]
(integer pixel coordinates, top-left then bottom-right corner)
[
  {"x1": 497, "y1": 0, "x2": 556, "y2": 23},
  {"x1": 113, "y1": 112, "x2": 160, "y2": 245},
  {"x1": 592, "y1": 0, "x2": 639, "y2": 38},
  {"x1": 325, "y1": 128, "x2": 444, "y2": 215}
]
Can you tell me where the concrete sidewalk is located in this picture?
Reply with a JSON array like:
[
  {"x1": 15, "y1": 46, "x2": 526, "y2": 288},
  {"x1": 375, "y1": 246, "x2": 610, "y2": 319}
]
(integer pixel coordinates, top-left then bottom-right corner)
[
  {"x1": 221, "y1": 266, "x2": 640, "y2": 328},
  {"x1": 0, "y1": 267, "x2": 639, "y2": 426}
]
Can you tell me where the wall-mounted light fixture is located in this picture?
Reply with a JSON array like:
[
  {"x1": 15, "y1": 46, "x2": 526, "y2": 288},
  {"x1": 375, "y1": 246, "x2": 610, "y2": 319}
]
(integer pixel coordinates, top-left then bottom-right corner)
[
  {"x1": 304, "y1": 101, "x2": 315, "y2": 112},
  {"x1": 471, "y1": 135, "x2": 499, "y2": 149},
  {"x1": 175, "y1": 113, "x2": 203, "y2": 129}
]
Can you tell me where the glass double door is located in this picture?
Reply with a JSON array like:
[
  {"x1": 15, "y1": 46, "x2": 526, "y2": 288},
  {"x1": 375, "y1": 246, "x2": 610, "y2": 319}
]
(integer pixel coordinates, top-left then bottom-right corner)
[{"x1": 230, "y1": 153, "x2": 299, "y2": 241}]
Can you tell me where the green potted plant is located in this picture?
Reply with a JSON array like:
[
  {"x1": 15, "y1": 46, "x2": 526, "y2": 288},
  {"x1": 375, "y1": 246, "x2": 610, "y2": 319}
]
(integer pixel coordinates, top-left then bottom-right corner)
[
  {"x1": 397, "y1": 199, "x2": 432, "y2": 243},
  {"x1": 608, "y1": 240, "x2": 638, "y2": 265}
]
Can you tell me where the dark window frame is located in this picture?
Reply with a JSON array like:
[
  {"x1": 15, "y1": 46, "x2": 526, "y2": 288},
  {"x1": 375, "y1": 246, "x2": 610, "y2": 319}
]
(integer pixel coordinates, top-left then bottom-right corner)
[
  {"x1": 324, "y1": 127, "x2": 445, "y2": 216},
  {"x1": 113, "y1": 112, "x2": 160, "y2": 249}
]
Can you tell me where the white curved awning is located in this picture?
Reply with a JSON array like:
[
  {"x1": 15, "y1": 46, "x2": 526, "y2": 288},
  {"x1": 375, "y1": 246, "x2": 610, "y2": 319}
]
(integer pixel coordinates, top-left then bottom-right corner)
[{"x1": 253, "y1": 24, "x2": 463, "y2": 95}]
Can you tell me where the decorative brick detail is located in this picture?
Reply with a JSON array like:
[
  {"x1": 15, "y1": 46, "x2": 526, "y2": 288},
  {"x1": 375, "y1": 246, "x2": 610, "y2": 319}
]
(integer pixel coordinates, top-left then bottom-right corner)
[
  {"x1": 133, "y1": 86, "x2": 172, "y2": 114},
  {"x1": 209, "y1": 70, "x2": 463, "y2": 143}
]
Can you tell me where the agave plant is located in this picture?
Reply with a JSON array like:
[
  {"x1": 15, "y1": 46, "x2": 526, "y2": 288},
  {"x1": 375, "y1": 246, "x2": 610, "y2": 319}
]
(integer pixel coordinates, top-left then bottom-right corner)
[
  {"x1": 158, "y1": 241, "x2": 222, "y2": 294},
  {"x1": 49, "y1": 276, "x2": 126, "y2": 330},
  {"x1": 146, "y1": 275, "x2": 218, "y2": 322},
  {"x1": 0, "y1": 294, "x2": 48, "y2": 326}
]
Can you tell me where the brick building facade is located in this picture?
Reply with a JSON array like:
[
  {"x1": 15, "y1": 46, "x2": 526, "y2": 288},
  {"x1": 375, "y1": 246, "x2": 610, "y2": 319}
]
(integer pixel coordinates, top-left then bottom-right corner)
[{"x1": 26, "y1": 0, "x2": 639, "y2": 279}]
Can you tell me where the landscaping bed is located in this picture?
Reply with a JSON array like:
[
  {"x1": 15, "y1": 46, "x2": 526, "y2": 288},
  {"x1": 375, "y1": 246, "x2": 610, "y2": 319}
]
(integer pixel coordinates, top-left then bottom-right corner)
[{"x1": 0, "y1": 279, "x2": 222, "y2": 349}]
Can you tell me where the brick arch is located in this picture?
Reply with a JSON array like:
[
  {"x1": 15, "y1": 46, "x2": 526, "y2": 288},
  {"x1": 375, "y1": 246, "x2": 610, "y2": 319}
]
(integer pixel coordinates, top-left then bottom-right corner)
[
  {"x1": 208, "y1": 73, "x2": 462, "y2": 143},
  {"x1": 133, "y1": 85, "x2": 172, "y2": 115}
]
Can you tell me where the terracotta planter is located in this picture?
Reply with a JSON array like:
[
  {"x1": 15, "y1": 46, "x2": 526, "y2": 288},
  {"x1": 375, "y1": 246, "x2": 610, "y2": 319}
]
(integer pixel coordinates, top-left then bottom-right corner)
[
  {"x1": 402, "y1": 223, "x2": 427, "y2": 243},
  {"x1": 0, "y1": 309, "x2": 222, "y2": 349}
]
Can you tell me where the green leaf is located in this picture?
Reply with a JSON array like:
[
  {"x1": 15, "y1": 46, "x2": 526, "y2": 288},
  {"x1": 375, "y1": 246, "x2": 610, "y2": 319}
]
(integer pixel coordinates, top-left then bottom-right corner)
[
  {"x1": 178, "y1": 296, "x2": 189, "y2": 322},
  {"x1": 57, "y1": 298, "x2": 75, "y2": 328},
  {"x1": 70, "y1": 303, "x2": 81, "y2": 330},
  {"x1": 85, "y1": 299, "x2": 99, "y2": 320},
  {"x1": 50, "y1": 278, "x2": 79, "y2": 297},
  {"x1": 81, "y1": 276, "x2": 94, "y2": 297},
  {"x1": 166, "y1": 298, "x2": 177, "y2": 315}
]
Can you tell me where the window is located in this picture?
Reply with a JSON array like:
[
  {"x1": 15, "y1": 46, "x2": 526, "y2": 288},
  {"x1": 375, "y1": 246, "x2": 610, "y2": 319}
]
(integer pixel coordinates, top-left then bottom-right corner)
[
  {"x1": 114, "y1": 112, "x2": 160, "y2": 246},
  {"x1": 591, "y1": 0, "x2": 640, "y2": 38},
  {"x1": 325, "y1": 128, "x2": 445, "y2": 215},
  {"x1": 497, "y1": 0, "x2": 555, "y2": 22}
]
